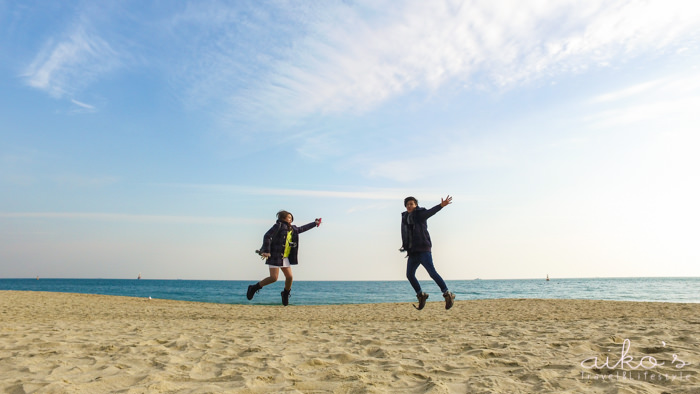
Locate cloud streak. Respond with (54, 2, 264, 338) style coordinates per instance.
(364, 142, 513, 183)
(170, 184, 409, 201)
(586, 72, 700, 128)
(166, 184, 474, 207)
(70, 99, 95, 110)
(0, 212, 265, 226)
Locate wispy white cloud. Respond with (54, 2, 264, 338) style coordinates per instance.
(590, 79, 667, 103)
(22, 24, 121, 98)
(364, 141, 513, 183)
(68, 98, 98, 114)
(588, 97, 700, 129)
(19, 0, 700, 131)
(171, 183, 408, 201)
(166, 183, 466, 208)
(70, 99, 95, 110)
(0, 212, 265, 226)
(213, 0, 700, 126)
(586, 72, 700, 128)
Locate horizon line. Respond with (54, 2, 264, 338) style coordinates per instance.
(4, 276, 698, 281)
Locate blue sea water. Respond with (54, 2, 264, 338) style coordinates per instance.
(1, 277, 698, 305)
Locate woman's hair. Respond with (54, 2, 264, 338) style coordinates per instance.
(404, 196, 418, 207)
(277, 210, 294, 223)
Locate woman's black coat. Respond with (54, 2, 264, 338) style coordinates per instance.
(260, 220, 317, 266)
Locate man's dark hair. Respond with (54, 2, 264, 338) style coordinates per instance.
(404, 196, 418, 207)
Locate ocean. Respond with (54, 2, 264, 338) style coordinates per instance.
(1, 277, 698, 305)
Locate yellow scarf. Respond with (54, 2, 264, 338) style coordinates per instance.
(283, 229, 293, 258)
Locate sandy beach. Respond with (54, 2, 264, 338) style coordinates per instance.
(0, 291, 698, 393)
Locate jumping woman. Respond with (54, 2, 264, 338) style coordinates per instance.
(247, 210, 321, 306)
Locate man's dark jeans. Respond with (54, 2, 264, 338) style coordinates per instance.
(406, 251, 448, 294)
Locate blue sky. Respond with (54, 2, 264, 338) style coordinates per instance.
(2, 0, 699, 281)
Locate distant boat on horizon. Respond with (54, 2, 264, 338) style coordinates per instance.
(137, 273, 141, 280)
(546, 274, 550, 281)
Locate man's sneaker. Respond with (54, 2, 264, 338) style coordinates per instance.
(413, 292, 429, 310)
(247, 283, 261, 300)
(281, 289, 291, 306)
(443, 291, 455, 310)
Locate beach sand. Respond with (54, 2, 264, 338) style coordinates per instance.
(1, 291, 698, 393)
